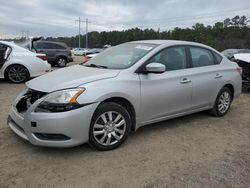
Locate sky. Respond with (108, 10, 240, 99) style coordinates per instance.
(0, 0, 250, 38)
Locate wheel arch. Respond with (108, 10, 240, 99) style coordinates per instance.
(223, 83, 234, 100)
(56, 55, 68, 62)
(97, 97, 137, 131)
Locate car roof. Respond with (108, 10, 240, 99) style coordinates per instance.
(0, 40, 15, 47)
(0, 40, 32, 52)
(36, 40, 67, 46)
(128, 40, 211, 48)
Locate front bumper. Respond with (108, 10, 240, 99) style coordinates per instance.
(8, 91, 97, 147)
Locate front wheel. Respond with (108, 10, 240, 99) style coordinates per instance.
(89, 102, 131, 151)
(210, 87, 232, 117)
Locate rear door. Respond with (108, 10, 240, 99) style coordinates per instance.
(139, 46, 193, 124)
(187, 46, 223, 109)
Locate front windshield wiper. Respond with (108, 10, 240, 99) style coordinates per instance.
(84, 64, 108, 69)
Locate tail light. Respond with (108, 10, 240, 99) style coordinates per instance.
(67, 48, 72, 57)
(36, 55, 48, 61)
(236, 67, 243, 76)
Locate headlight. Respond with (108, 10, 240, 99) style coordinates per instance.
(35, 88, 85, 112)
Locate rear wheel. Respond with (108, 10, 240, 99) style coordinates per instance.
(89, 102, 131, 151)
(5, 65, 30, 83)
(56, 57, 67, 67)
(210, 87, 232, 117)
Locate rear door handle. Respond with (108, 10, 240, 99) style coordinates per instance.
(215, 74, 223, 79)
(180, 78, 191, 84)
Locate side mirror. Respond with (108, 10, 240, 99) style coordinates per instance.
(145, 62, 166, 74)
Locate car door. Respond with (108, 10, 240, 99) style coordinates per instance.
(187, 46, 223, 109)
(139, 46, 193, 124)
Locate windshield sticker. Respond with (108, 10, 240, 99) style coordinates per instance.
(135, 45, 153, 51)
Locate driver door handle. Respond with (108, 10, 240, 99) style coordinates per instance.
(180, 78, 191, 84)
(215, 74, 223, 79)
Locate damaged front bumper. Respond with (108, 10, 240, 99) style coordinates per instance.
(7, 89, 97, 147)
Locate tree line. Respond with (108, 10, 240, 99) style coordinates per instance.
(9, 15, 250, 51)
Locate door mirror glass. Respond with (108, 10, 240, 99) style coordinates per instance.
(146, 62, 166, 73)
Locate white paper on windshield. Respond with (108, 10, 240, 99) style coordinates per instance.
(135, 45, 153, 51)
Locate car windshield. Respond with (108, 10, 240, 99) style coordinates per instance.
(84, 43, 158, 69)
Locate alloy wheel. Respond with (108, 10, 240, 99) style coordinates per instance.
(218, 91, 231, 114)
(93, 111, 126, 146)
(57, 58, 67, 67)
(7, 65, 28, 83)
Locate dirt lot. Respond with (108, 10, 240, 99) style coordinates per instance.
(0, 61, 250, 187)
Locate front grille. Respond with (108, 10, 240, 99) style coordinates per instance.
(16, 89, 47, 113)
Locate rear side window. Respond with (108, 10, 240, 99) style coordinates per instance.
(148, 46, 187, 71)
(0, 44, 7, 59)
(42, 43, 66, 50)
(0, 44, 11, 60)
(213, 52, 223, 64)
(190, 47, 214, 67)
(34, 42, 44, 49)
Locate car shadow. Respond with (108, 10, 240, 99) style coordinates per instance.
(22, 110, 212, 156)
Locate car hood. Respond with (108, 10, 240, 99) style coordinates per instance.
(234, 53, 250, 63)
(26, 65, 120, 92)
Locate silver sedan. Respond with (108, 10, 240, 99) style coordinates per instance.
(8, 40, 242, 150)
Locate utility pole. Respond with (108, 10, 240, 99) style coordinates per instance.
(26, 30, 29, 39)
(75, 17, 89, 49)
(75, 17, 85, 48)
(86, 18, 88, 49)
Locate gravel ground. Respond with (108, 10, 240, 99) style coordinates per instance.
(0, 60, 249, 187)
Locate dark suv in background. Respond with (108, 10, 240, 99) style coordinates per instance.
(26, 41, 73, 67)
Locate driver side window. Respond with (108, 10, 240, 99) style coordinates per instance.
(148, 46, 187, 71)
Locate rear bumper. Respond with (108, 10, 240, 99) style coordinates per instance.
(8, 92, 98, 147)
(30, 62, 51, 77)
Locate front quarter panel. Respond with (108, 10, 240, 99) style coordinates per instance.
(76, 71, 141, 126)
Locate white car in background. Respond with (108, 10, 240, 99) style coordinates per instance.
(0, 41, 51, 83)
(73, 48, 89, 56)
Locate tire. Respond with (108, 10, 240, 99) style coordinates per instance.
(210, 87, 232, 117)
(88, 102, 131, 151)
(56, 57, 67, 67)
(5, 64, 30, 83)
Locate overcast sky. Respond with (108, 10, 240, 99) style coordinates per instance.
(0, 0, 250, 38)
